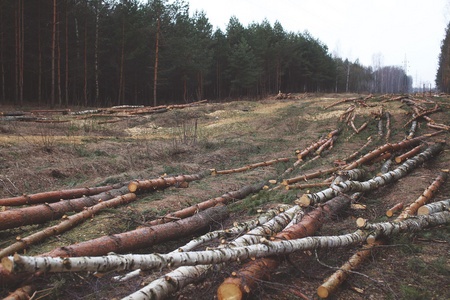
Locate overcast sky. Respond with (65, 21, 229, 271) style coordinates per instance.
(187, 0, 449, 88)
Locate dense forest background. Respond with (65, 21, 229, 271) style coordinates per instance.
(0, 0, 419, 107)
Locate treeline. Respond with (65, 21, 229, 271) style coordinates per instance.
(436, 21, 450, 93)
(0, 0, 411, 107)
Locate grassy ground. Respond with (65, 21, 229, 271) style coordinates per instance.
(0, 93, 449, 300)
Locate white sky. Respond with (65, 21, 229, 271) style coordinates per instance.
(187, 0, 450, 88)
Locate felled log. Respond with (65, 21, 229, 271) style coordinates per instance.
(324, 97, 362, 109)
(45, 204, 229, 257)
(417, 198, 450, 215)
(298, 143, 444, 207)
(403, 106, 441, 128)
(385, 112, 391, 142)
(211, 157, 290, 175)
(0, 193, 137, 259)
(0, 186, 130, 231)
(128, 171, 209, 193)
(386, 202, 404, 217)
(146, 181, 267, 227)
(0, 183, 124, 207)
(343, 137, 373, 161)
(427, 122, 450, 131)
(406, 118, 417, 139)
(394, 144, 424, 163)
(30, 109, 71, 115)
(282, 167, 341, 186)
(396, 170, 448, 221)
(217, 195, 352, 300)
(285, 182, 330, 190)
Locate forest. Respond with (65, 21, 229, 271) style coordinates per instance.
(0, 0, 414, 108)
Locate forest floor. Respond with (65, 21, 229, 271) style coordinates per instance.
(0, 93, 449, 300)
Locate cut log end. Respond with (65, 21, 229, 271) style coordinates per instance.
(297, 194, 311, 207)
(317, 285, 329, 298)
(417, 207, 430, 215)
(386, 210, 393, 217)
(128, 182, 138, 193)
(217, 282, 243, 300)
(394, 157, 402, 163)
(356, 218, 367, 228)
(1, 258, 11, 272)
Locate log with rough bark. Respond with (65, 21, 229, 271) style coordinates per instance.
(128, 171, 209, 193)
(379, 157, 394, 174)
(385, 111, 391, 142)
(396, 170, 448, 221)
(45, 204, 229, 257)
(0, 193, 136, 259)
(407, 119, 417, 139)
(210, 157, 290, 175)
(0, 186, 131, 231)
(298, 143, 444, 207)
(417, 198, 450, 215)
(146, 181, 267, 226)
(0, 183, 125, 207)
(217, 195, 352, 300)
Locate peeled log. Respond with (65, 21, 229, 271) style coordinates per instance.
(394, 144, 424, 163)
(128, 171, 209, 193)
(396, 170, 448, 221)
(211, 158, 290, 175)
(0, 186, 130, 231)
(0, 183, 124, 207)
(45, 204, 229, 257)
(417, 198, 450, 215)
(0, 193, 136, 259)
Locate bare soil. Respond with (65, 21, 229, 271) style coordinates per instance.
(0, 93, 449, 300)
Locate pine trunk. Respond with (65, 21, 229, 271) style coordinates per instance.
(0, 193, 137, 259)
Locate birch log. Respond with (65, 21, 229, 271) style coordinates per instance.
(3, 213, 449, 275)
(417, 199, 450, 215)
(0, 193, 136, 259)
(298, 143, 443, 207)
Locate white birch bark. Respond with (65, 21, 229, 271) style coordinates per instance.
(298, 143, 443, 206)
(4, 212, 448, 275)
(417, 199, 450, 215)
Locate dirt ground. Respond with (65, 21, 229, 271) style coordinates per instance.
(0, 93, 449, 300)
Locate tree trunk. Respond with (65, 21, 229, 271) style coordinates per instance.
(0, 186, 130, 231)
(65, 0, 69, 106)
(84, 0, 88, 106)
(38, 0, 42, 106)
(217, 195, 352, 300)
(45, 204, 229, 257)
(0, 193, 137, 259)
(51, 0, 56, 108)
(394, 144, 424, 163)
(94, 0, 99, 104)
(417, 198, 450, 215)
(211, 158, 290, 175)
(0, 3, 5, 102)
(153, 16, 160, 107)
(0, 183, 125, 206)
(128, 171, 209, 193)
(57, 6, 62, 106)
(298, 143, 443, 207)
(118, 15, 125, 105)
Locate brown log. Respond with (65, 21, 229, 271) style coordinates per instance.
(324, 97, 362, 109)
(0, 193, 136, 259)
(97, 118, 122, 124)
(217, 196, 351, 300)
(394, 144, 425, 163)
(343, 137, 373, 161)
(147, 181, 266, 226)
(316, 136, 338, 155)
(45, 204, 229, 257)
(2, 284, 35, 300)
(128, 171, 209, 193)
(386, 202, 404, 217)
(211, 158, 290, 175)
(396, 170, 448, 221)
(0, 186, 130, 231)
(403, 106, 441, 128)
(427, 122, 450, 131)
(296, 139, 327, 160)
(0, 183, 124, 207)
(282, 167, 340, 186)
(317, 241, 383, 298)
